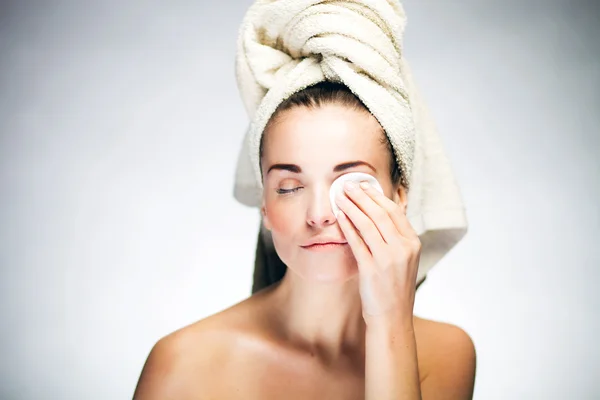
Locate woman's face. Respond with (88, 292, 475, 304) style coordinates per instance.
(261, 104, 403, 283)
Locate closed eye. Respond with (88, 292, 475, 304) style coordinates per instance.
(276, 187, 303, 195)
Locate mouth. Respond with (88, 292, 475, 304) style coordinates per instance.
(301, 242, 348, 251)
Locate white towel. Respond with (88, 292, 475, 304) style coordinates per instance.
(233, 0, 469, 286)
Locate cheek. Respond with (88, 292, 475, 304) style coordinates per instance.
(265, 198, 304, 237)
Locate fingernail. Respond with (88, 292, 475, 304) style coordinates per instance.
(359, 181, 370, 190)
(344, 181, 356, 191)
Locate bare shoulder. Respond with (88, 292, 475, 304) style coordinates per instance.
(132, 317, 227, 399)
(413, 316, 477, 399)
(133, 298, 267, 399)
(413, 316, 477, 365)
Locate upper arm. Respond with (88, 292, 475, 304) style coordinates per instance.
(420, 324, 477, 400)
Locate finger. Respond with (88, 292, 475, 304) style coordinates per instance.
(342, 181, 402, 245)
(359, 181, 419, 240)
(336, 210, 372, 271)
(335, 192, 389, 261)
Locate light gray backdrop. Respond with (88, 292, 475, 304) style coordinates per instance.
(1, 0, 598, 399)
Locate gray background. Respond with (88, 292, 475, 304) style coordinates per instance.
(1, 0, 599, 399)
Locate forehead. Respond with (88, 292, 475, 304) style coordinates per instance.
(263, 104, 387, 166)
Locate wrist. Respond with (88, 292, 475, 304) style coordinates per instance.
(364, 310, 415, 334)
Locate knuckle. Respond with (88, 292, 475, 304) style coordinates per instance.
(412, 237, 422, 249)
(400, 238, 421, 255)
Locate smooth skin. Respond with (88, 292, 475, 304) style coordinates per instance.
(133, 104, 476, 399)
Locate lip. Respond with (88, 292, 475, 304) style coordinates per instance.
(301, 237, 348, 250)
(302, 237, 347, 246)
(302, 242, 348, 251)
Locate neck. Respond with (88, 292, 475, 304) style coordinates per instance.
(268, 269, 367, 364)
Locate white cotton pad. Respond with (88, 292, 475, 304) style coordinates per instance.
(329, 172, 384, 217)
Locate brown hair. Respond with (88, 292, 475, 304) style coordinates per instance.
(259, 81, 402, 187)
(251, 81, 412, 294)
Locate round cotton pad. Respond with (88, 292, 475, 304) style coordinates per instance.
(329, 172, 384, 217)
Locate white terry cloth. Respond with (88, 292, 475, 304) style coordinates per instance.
(233, 0, 469, 285)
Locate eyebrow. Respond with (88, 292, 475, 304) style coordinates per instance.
(266, 160, 377, 175)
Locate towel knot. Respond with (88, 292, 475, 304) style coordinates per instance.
(238, 0, 411, 118)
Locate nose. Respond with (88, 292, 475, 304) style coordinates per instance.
(306, 186, 336, 228)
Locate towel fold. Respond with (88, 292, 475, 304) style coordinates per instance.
(233, 0, 468, 286)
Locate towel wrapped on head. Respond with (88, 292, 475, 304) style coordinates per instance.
(232, 0, 469, 293)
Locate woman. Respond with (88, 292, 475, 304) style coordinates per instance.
(134, 1, 476, 399)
